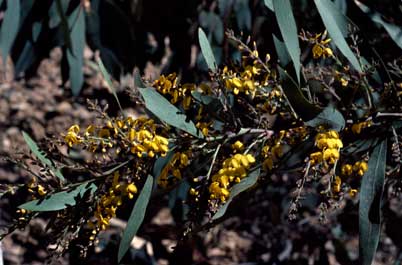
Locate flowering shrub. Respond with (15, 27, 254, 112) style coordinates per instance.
(1, 0, 402, 264)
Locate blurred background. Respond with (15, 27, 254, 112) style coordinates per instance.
(0, 0, 401, 264)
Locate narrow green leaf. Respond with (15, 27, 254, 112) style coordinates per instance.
(213, 169, 260, 220)
(32, 22, 42, 43)
(264, 0, 273, 11)
(139, 88, 203, 138)
(56, 0, 72, 49)
(118, 174, 153, 263)
(198, 27, 217, 72)
(272, 34, 290, 66)
(314, 0, 362, 72)
(359, 139, 387, 265)
(305, 105, 345, 132)
(22, 131, 65, 182)
(134, 70, 146, 88)
(0, 0, 20, 65)
(354, 0, 402, 49)
(15, 42, 35, 76)
(19, 183, 97, 211)
(97, 57, 123, 113)
(67, 5, 85, 96)
(321, 0, 349, 37)
(273, 0, 301, 82)
(49, 0, 69, 29)
(278, 67, 321, 121)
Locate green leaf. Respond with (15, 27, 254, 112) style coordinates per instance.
(19, 183, 97, 211)
(0, 0, 20, 65)
(139, 88, 203, 138)
(273, 0, 301, 82)
(49, 0, 69, 28)
(273, 34, 290, 66)
(278, 67, 321, 121)
(343, 138, 380, 155)
(359, 139, 387, 265)
(97, 57, 123, 113)
(264, 0, 273, 11)
(314, 0, 362, 72)
(56, 0, 72, 50)
(134, 70, 146, 88)
(198, 27, 217, 72)
(320, 0, 349, 37)
(118, 174, 153, 263)
(305, 105, 345, 131)
(67, 5, 85, 96)
(213, 169, 260, 220)
(354, 0, 402, 49)
(22, 131, 65, 182)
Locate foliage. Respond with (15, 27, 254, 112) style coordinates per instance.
(1, 0, 402, 264)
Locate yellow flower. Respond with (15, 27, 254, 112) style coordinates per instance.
(353, 161, 368, 176)
(312, 44, 323, 59)
(232, 141, 244, 152)
(340, 78, 348, 87)
(64, 131, 81, 147)
(323, 148, 339, 164)
(348, 188, 358, 197)
(332, 176, 342, 193)
(323, 47, 333, 58)
(310, 151, 323, 165)
(341, 164, 353, 176)
(37, 185, 47, 196)
(68, 125, 80, 134)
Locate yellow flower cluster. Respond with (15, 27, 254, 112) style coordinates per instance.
(331, 175, 358, 197)
(310, 32, 333, 59)
(209, 153, 256, 202)
(64, 117, 169, 158)
(310, 130, 343, 165)
(196, 121, 213, 137)
(261, 131, 285, 171)
(341, 161, 368, 177)
(153, 73, 207, 110)
(64, 125, 82, 147)
(158, 152, 190, 188)
(231, 140, 244, 153)
(223, 64, 265, 97)
(351, 121, 372, 134)
(89, 171, 138, 238)
(27, 177, 47, 197)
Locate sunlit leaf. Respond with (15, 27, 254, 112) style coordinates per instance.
(118, 174, 153, 262)
(213, 169, 260, 220)
(22, 131, 65, 182)
(139, 88, 203, 138)
(97, 57, 123, 113)
(198, 27, 217, 72)
(314, 0, 362, 72)
(264, 0, 273, 11)
(273, 0, 301, 82)
(273, 34, 290, 66)
(19, 183, 96, 211)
